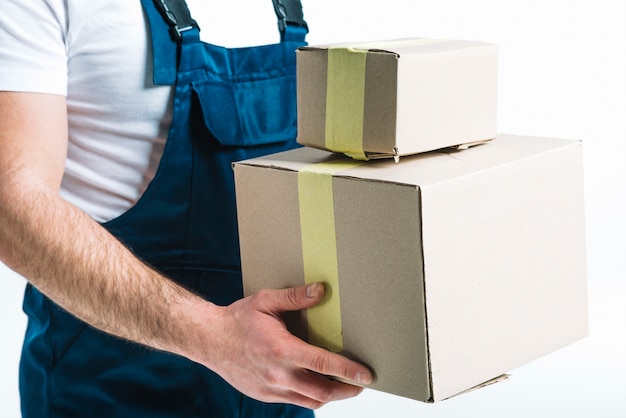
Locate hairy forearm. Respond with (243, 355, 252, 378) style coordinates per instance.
(0, 91, 213, 360)
(0, 178, 209, 356)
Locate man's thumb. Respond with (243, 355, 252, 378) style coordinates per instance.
(267, 282, 325, 312)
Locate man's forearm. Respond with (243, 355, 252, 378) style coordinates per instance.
(0, 178, 205, 356)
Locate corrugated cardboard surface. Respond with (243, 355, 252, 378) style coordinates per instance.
(234, 134, 588, 402)
(419, 139, 587, 400)
(297, 49, 399, 157)
(331, 177, 430, 400)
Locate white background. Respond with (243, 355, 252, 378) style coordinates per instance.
(1, 0, 625, 416)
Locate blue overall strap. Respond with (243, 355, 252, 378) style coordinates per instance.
(272, 0, 308, 42)
(152, 0, 199, 41)
(140, 0, 181, 85)
(143, 0, 308, 85)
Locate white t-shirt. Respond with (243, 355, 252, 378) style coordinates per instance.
(0, 0, 286, 223)
(0, 0, 171, 223)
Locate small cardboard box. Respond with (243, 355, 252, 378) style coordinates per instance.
(233, 134, 588, 402)
(296, 38, 498, 160)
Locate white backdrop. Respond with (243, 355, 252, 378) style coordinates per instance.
(1, 0, 625, 416)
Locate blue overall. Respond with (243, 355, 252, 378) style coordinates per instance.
(19, 0, 312, 416)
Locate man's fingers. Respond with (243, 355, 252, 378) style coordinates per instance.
(293, 340, 374, 386)
(267, 370, 365, 410)
(295, 369, 365, 405)
(254, 284, 374, 385)
(242, 283, 373, 408)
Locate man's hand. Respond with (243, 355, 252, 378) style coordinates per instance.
(186, 283, 373, 410)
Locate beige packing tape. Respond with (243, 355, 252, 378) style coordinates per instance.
(324, 38, 447, 160)
(297, 159, 364, 352)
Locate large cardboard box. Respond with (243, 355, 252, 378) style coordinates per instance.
(296, 38, 498, 160)
(233, 134, 588, 402)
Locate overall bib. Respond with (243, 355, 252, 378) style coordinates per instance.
(19, 0, 312, 416)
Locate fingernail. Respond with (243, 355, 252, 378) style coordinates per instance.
(306, 283, 321, 298)
(355, 371, 371, 385)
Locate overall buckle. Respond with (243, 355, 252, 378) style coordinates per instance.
(153, 0, 199, 41)
(272, 0, 309, 36)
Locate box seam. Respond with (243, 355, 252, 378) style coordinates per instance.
(418, 186, 435, 402)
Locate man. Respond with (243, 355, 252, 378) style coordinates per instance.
(0, 0, 372, 416)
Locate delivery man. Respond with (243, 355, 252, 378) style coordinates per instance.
(0, 0, 373, 416)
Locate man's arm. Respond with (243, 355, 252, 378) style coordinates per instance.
(0, 91, 372, 409)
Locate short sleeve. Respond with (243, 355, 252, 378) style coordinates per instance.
(0, 0, 68, 95)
